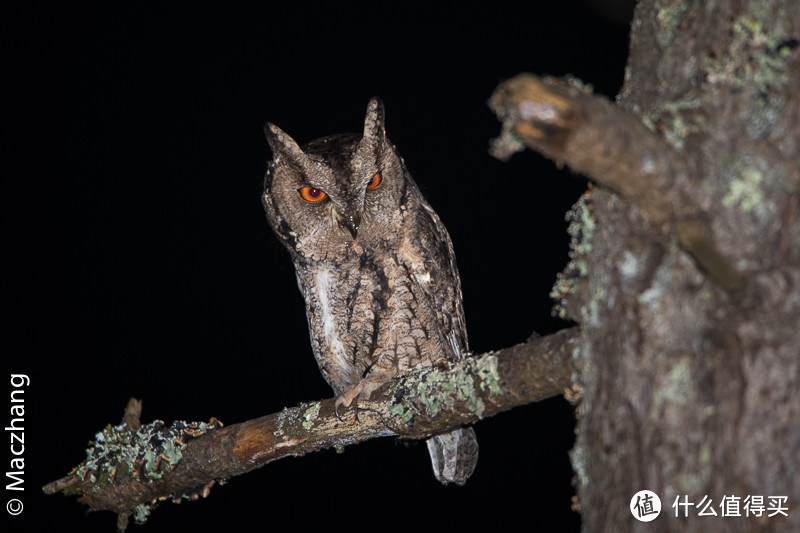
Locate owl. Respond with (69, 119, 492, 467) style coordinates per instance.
(262, 98, 478, 485)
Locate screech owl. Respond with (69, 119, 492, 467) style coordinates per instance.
(262, 98, 478, 485)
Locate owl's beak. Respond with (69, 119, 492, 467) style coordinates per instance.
(338, 211, 361, 239)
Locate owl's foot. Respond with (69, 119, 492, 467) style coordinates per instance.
(334, 384, 363, 422)
(333, 376, 387, 423)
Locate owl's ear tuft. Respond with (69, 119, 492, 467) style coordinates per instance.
(355, 98, 387, 162)
(264, 122, 305, 163)
(363, 97, 386, 142)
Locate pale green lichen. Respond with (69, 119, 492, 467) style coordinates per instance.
(618, 250, 640, 279)
(704, 13, 791, 90)
(723, 166, 764, 212)
(643, 97, 704, 150)
(142, 449, 160, 480)
(664, 103, 703, 150)
(569, 442, 589, 491)
(275, 407, 293, 431)
(476, 353, 503, 396)
(704, 4, 794, 139)
(457, 374, 483, 416)
(133, 503, 152, 524)
(551, 192, 595, 320)
(488, 129, 526, 161)
(569, 193, 596, 257)
(387, 355, 504, 424)
(387, 401, 409, 420)
(161, 439, 183, 468)
(679, 441, 713, 494)
(73, 418, 221, 523)
(652, 358, 694, 415)
(656, 1, 689, 48)
(415, 367, 456, 417)
(301, 403, 321, 430)
(583, 285, 606, 328)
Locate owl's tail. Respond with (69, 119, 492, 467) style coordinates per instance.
(426, 427, 478, 485)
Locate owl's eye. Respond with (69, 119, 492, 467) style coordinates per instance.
(299, 186, 327, 202)
(366, 172, 381, 189)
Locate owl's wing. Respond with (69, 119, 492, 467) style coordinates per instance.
(412, 200, 469, 360)
(413, 202, 479, 485)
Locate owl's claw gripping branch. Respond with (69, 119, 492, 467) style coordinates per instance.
(334, 376, 389, 422)
(334, 388, 361, 422)
(333, 400, 349, 422)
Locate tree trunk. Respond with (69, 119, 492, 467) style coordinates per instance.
(570, 1, 799, 531)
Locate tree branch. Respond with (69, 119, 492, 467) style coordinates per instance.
(488, 73, 689, 224)
(489, 73, 742, 290)
(43, 326, 580, 527)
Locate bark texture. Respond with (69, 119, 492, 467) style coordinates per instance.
(495, 1, 799, 531)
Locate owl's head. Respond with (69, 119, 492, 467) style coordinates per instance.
(263, 98, 417, 261)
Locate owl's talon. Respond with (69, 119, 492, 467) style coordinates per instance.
(334, 385, 363, 423)
(334, 398, 358, 422)
(333, 400, 348, 422)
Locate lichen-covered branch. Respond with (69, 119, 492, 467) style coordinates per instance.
(489, 73, 742, 291)
(488, 73, 692, 224)
(43, 326, 579, 528)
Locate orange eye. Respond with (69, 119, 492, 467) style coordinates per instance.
(299, 186, 327, 202)
(366, 172, 381, 189)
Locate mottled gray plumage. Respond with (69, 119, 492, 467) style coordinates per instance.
(262, 98, 477, 485)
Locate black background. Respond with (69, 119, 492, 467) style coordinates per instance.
(4, 2, 632, 531)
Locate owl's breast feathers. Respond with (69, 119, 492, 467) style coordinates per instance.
(294, 201, 467, 396)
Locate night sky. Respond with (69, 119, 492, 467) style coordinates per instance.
(5, 3, 632, 531)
